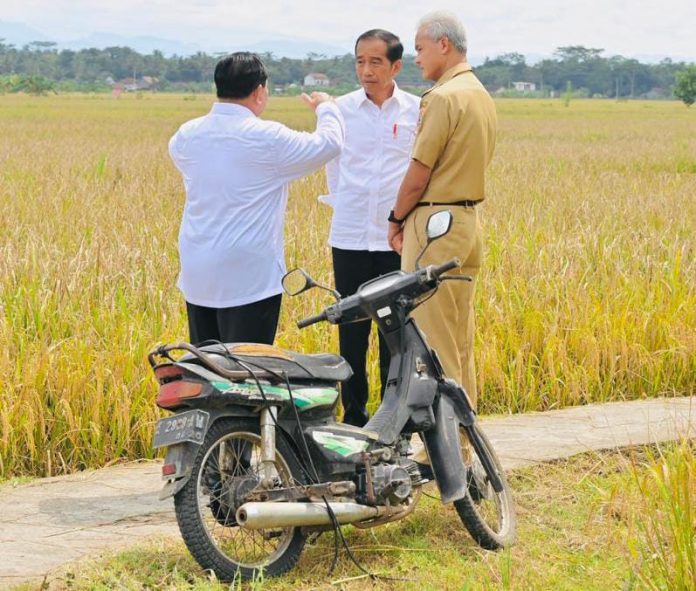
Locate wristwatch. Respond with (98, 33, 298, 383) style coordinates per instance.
(387, 209, 405, 224)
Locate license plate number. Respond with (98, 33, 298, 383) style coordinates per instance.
(153, 410, 210, 448)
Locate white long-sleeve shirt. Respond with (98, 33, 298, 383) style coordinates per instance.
(169, 101, 344, 308)
(321, 84, 420, 251)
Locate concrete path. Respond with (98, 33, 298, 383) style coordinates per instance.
(1, 396, 694, 589)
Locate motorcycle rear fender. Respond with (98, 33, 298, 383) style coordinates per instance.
(159, 442, 199, 500)
(421, 380, 476, 504)
(158, 409, 259, 500)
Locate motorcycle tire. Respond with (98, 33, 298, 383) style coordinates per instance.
(454, 422, 516, 549)
(174, 418, 307, 581)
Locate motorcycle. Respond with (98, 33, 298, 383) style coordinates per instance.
(148, 210, 516, 581)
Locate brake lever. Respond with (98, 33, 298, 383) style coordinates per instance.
(441, 275, 473, 282)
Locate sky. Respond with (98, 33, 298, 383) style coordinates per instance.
(3, 0, 696, 60)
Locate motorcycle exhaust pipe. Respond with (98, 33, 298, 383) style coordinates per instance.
(236, 501, 383, 529)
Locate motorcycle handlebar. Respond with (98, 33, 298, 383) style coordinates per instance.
(429, 258, 461, 278)
(296, 258, 461, 329)
(297, 310, 328, 329)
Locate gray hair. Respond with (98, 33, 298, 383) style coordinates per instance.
(417, 11, 467, 54)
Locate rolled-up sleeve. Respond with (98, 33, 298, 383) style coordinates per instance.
(273, 102, 345, 181)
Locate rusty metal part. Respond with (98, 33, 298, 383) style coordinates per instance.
(353, 488, 421, 529)
(361, 452, 377, 506)
(148, 343, 280, 382)
(368, 447, 393, 462)
(247, 481, 356, 503)
(310, 481, 356, 499)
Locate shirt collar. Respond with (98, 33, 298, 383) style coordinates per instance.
(210, 102, 256, 117)
(435, 62, 472, 87)
(357, 81, 405, 109)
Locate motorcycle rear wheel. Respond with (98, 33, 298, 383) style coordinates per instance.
(454, 423, 516, 549)
(174, 418, 306, 581)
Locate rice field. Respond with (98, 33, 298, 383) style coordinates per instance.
(0, 93, 694, 478)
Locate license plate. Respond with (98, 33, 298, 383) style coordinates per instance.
(153, 409, 210, 448)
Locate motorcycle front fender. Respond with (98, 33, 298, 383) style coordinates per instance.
(421, 395, 470, 504)
(158, 442, 200, 500)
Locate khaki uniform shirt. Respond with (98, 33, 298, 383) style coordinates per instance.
(412, 63, 497, 202)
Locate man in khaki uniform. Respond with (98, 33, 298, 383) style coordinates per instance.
(388, 11, 496, 408)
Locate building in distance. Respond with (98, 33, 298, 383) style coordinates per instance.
(512, 81, 536, 93)
(303, 72, 330, 87)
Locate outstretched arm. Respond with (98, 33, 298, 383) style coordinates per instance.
(273, 93, 345, 181)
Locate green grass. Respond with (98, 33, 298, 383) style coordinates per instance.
(27, 446, 695, 591)
(624, 442, 696, 590)
(0, 475, 35, 489)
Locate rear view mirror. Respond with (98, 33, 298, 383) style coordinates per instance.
(415, 210, 453, 269)
(426, 210, 453, 243)
(282, 269, 316, 296)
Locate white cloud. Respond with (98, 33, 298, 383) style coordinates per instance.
(5, 0, 696, 58)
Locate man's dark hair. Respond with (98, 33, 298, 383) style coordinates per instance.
(214, 52, 268, 99)
(354, 29, 403, 63)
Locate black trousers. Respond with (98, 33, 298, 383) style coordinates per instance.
(186, 293, 282, 345)
(332, 247, 401, 427)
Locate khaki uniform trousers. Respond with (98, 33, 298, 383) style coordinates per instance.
(401, 205, 482, 409)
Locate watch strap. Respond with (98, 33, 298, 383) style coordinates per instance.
(388, 209, 405, 224)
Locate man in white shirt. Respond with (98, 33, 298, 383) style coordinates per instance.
(321, 30, 420, 426)
(170, 53, 344, 345)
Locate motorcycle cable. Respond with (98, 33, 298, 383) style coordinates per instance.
(213, 346, 412, 582)
(185, 339, 321, 484)
(185, 341, 413, 582)
(216, 347, 322, 485)
(219, 353, 363, 576)
(156, 341, 351, 570)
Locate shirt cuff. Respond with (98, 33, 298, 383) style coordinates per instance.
(318, 193, 336, 208)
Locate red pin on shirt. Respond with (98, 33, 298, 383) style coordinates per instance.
(393, 123, 398, 139)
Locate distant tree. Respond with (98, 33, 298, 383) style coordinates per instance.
(28, 41, 57, 52)
(554, 46, 604, 63)
(13, 74, 57, 95)
(674, 65, 696, 106)
(504, 53, 526, 68)
(0, 42, 684, 99)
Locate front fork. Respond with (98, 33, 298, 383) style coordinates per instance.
(260, 405, 278, 487)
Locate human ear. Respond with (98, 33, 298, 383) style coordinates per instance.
(255, 84, 266, 104)
(439, 37, 449, 54)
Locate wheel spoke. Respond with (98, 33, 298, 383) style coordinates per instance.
(194, 431, 296, 568)
(455, 424, 516, 548)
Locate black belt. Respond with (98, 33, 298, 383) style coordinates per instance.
(415, 200, 481, 208)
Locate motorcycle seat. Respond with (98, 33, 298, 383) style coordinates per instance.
(179, 343, 353, 383)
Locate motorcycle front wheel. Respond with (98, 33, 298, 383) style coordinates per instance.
(174, 418, 306, 581)
(454, 423, 516, 549)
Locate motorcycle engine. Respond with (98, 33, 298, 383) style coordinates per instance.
(369, 464, 413, 504)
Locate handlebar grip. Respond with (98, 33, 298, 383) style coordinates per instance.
(297, 310, 328, 329)
(431, 258, 461, 277)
